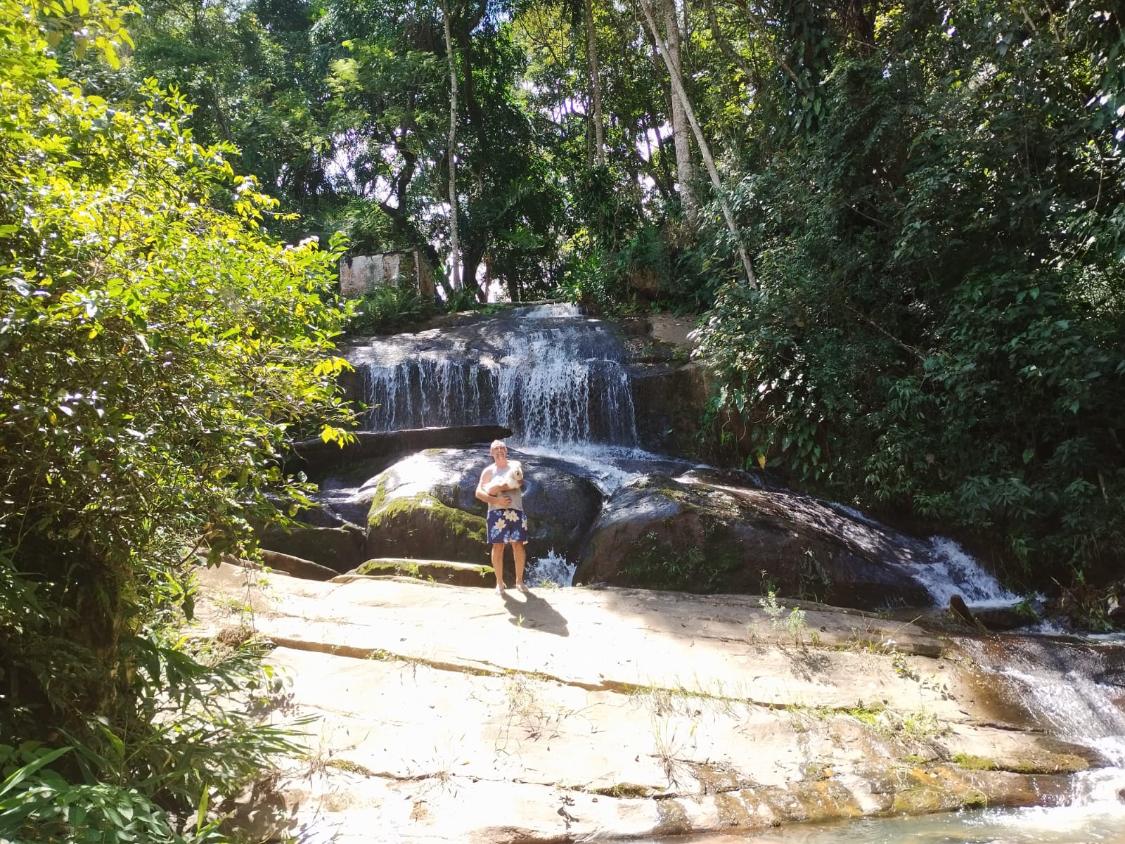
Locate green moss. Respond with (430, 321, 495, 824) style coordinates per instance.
(367, 476, 388, 514)
(951, 752, 1088, 775)
(951, 753, 999, 771)
(353, 558, 492, 585)
(355, 560, 421, 577)
(368, 491, 485, 544)
(843, 702, 886, 726)
(1012, 754, 1088, 774)
(591, 783, 654, 799)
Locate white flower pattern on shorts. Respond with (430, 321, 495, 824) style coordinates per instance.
(487, 508, 528, 544)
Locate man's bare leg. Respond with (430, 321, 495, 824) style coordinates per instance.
(513, 541, 527, 590)
(491, 543, 505, 592)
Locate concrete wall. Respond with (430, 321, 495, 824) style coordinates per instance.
(339, 250, 435, 299)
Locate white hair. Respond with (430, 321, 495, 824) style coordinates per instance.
(489, 439, 507, 452)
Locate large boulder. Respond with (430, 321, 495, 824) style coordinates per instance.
(574, 472, 933, 609)
(364, 448, 602, 564)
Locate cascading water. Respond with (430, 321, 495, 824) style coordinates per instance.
(830, 504, 1023, 609)
(351, 304, 1033, 603)
(333, 303, 1125, 841)
(656, 639, 1125, 844)
(357, 303, 638, 446)
(911, 536, 1023, 608)
(349, 303, 658, 584)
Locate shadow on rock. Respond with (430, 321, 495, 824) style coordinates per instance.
(503, 590, 569, 637)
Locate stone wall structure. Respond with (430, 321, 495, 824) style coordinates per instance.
(339, 250, 435, 299)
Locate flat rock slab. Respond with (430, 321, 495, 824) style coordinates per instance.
(194, 565, 1095, 842)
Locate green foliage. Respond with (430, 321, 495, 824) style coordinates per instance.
(0, 636, 298, 844)
(700, 0, 1125, 587)
(560, 223, 712, 315)
(347, 283, 437, 335)
(0, 0, 351, 836)
(119, 0, 340, 245)
(759, 589, 808, 646)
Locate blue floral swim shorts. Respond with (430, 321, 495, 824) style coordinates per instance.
(487, 508, 528, 544)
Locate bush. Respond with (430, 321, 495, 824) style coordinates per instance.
(347, 283, 437, 335)
(0, 2, 352, 837)
(699, 0, 1125, 588)
(560, 222, 712, 316)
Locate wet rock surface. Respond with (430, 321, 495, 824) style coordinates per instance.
(575, 473, 933, 609)
(194, 565, 1120, 843)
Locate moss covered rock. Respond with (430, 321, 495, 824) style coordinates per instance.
(343, 558, 492, 587)
(364, 448, 602, 564)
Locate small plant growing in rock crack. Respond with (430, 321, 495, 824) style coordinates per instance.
(759, 589, 808, 647)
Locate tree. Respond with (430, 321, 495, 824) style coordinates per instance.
(657, 0, 698, 221)
(443, 0, 463, 290)
(583, 0, 605, 164)
(0, 2, 353, 837)
(699, 0, 1125, 588)
(638, 0, 757, 287)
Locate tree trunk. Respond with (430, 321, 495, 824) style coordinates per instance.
(661, 0, 698, 223)
(639, 0, 758, 288)
(462, 236, 488, 303)
(584, 0, 605, 165)
(443, 1, 463, 292)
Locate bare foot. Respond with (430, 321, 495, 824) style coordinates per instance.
(495, 583, 506, 595)
(515, 582, 529, 594)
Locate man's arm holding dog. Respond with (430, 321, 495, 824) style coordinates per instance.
(475, 466, 511, 507)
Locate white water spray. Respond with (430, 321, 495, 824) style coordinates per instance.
(910, 536, 1022, 607)
(358, 307, 638, 446)
(526, 548, 577, 588)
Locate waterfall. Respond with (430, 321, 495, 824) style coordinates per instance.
(525, 548, 577, 588)
(829, 504, 1022, 609)
(911, 536, 1022, 608)
(356, 304, 638, 447)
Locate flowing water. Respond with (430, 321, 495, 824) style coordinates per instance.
(357, 303, 639, 445)
(348, 302, 694, 583)
(646, 636, 1125, 843)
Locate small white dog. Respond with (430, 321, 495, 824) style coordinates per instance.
(485, 460, 523, 497)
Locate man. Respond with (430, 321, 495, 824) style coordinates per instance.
(475, 439, 528, 594)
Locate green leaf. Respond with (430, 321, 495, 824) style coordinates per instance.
(0, 746, 71, 799)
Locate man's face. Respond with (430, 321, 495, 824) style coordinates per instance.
(492, 447, 508, 465)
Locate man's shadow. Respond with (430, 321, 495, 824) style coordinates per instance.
(502, 589, 569, 637)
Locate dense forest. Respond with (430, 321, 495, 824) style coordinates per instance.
(109, 0, 1123, 588)
(1, 0, 1122, 840)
